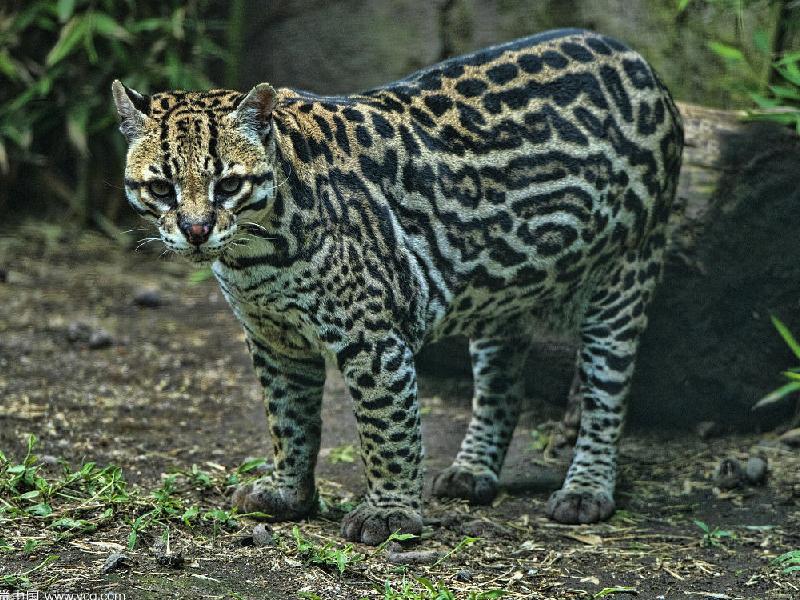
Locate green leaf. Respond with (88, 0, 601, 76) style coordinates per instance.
(90, 12, 132, 42)
(18, 490, 40, 500)
(46, 16, 90, 66)
(676, 0, 692, 12)
(181, 505, 199, 525)
(57, 0, 76, 23)
(188, 267, 213, 284)
(753, 29, 770, 54)
(26, 503, 52, 517)
(754, 380, 800, 409)
(708, 41, 745, 62)
(772, 316, 800, 360)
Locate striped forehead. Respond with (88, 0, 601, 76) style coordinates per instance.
(147, 90, 244, 176)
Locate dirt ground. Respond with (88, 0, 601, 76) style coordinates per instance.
(1, 226, 799, 599)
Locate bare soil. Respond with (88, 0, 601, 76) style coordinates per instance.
(1, 226, 798, 599)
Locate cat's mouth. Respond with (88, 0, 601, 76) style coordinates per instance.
(182, 246, 222, 263)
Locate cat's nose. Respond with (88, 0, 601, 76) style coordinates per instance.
(179, 216, 214, 246)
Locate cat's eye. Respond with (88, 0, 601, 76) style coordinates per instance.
(217, 176, 243, 195)
(147, 180, 173, 198)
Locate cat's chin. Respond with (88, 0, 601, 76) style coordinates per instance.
(181, 248, 221, 263)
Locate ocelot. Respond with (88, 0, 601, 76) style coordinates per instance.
(113, 28, 683, 545)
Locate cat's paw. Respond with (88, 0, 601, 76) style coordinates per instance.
(340, 502, 423, 546)
(432, 465, 498, 505)
(546, 488, 615, 524)
(231, 476, 317, 521)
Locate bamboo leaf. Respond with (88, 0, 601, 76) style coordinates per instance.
(772, 316, 800, 360)
(753, 381, 800, 410)
(708, 41, 745, 62)
(56, 0, 76, 23)
(45, 16, 88, 66)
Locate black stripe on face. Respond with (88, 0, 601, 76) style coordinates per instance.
(124, 178, 144, 190)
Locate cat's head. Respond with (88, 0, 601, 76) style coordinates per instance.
(112, 80, 277, 261)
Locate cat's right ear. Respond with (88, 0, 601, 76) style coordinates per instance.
(112, 80, 151, 143)
(233, 83, 277, 140)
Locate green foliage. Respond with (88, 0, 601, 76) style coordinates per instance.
(0, 0, 231, 224)
(693, 519, 736, 546)
(1, 554, 59, 590)
(773, 549, 800, 574)
(0, 434, 259, 555)
(381, 577, 506, 600)
(433, 536, 478, 567)
(292, 525, 364, 575)
(754, 316, 800, 409)
(328, 443, 357, 464)
(680, 0, 800, 132)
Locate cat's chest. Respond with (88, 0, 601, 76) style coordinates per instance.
(211, 261, 321, 349)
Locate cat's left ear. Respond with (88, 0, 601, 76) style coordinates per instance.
(233, 83, 277, 139)
(111, 80, 151, 143)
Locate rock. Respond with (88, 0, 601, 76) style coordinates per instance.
(102, 552, 130, 574)
(778, 428, 800, 447)
(714, 457, 745, 490)
(156, 552, 184, 569)
(133, 288, 163, 308)
(252, 523, 275, 547)
(88, 329, 114, 350)
(695, 421, 719, 440)
(455, 569, 473, 582)
(67, 321, 92, 344)
(745, 456, 768, 485)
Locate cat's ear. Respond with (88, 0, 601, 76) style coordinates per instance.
(111, 80, 151, 143)
(234, 83, 277, 139)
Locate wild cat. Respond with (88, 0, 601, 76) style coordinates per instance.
(113, 28, 682, 544)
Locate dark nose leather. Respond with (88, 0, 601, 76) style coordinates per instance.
(178, 215, 214, 246)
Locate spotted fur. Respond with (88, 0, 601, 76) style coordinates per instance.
(113, 28, 683, 544)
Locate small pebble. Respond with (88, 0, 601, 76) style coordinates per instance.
(455, 569, 473, 582)
(156, 552, 184, 569)
(88, 329, 114, 350)
(133, 288, 163, 308)
(745, 456, 768, 485)
(67, 321, 92, 344)
(102, 552, 129, 574)
(714, 457, 745, 490)
(252, 523, 275, 547)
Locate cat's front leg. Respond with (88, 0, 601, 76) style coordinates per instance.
(335, 332, 424, 545)
(231, 338, 326, 521)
